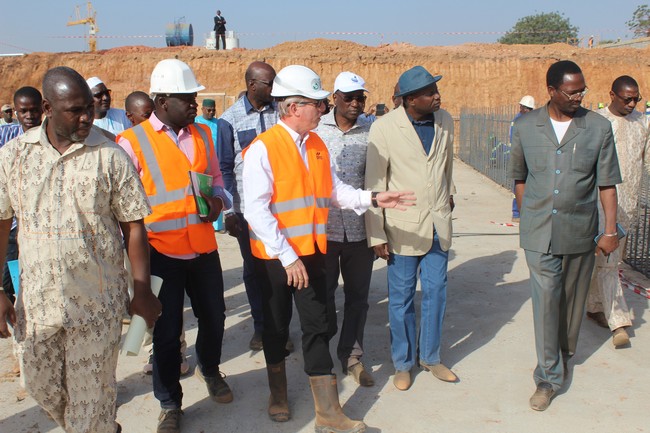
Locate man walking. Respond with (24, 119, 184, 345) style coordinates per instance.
(509, 60, 621, 411)
(0, 66, 161, 433)
(586, 75, 649, 347)
(365, 66, 457, 391)
(218, 61, 282, 351)
(119, 59, 233, 433)
(243, 64, 413, 431)
(315, 71, 375, 387)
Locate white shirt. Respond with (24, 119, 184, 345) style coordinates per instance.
(550, 118, 572, 143)
(243, 120, 372, 266)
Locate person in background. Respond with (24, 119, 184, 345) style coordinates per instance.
(0, 65, 161, 433)
(365, 66, 457, 392)
(218, 61, 289, 352)
(213, 10, 227, 50)
(510, 95, 535, 222)
(509, 60, 621, 411)
(315, 71, 375, 387)
(119, 59, 233, 433)
(86, 76, 131, 135)
(195, 99, 218, 151)
(392, 83, 403, 109)
(125, 91, 155, 127)
(0, 86, 43, 303)
(586, 75, 649, 347)
(0, 104, 18, 126)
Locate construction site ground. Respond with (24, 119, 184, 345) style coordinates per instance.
(0, 159, 648, 433)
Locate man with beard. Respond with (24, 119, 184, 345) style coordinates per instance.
(217, 61, 287, 351)
(0, 66, 161, 433)
(119, 59, 232, 433)
(365, 66, 457, 392)
(585, 75, 650, 347)
(87, 76, 130, 135)
(509, 60, 621, 411)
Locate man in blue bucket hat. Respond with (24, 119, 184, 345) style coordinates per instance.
(365, 65, 457, 391)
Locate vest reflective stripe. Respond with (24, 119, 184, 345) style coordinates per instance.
(146, 213, 204, 232)
(193, 125, 212, 174)
(249, 223, 327, 241)
(270, 196, 331, 214)
(132, 124, 187, 206)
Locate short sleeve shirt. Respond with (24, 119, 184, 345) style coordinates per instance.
(0, 121, 152, 328)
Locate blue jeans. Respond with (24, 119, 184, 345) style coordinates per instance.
(387, 235, 448, 371)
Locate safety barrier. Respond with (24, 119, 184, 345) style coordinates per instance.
(458, 106, 650, 278)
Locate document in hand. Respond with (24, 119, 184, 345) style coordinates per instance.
(189, 171, 213, 217)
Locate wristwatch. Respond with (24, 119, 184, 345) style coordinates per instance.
(371, 192, 379, 208)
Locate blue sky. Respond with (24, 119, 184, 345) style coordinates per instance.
(0, 0, 642, 54)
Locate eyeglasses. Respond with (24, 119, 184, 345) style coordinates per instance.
(338, 93, 367, 104)
(92, 89, 112, 99)
(558, 87, 588, 101)
(296, 100, 326, 110)
(614, 93, 643, 105)
(252, 79, 272, 87)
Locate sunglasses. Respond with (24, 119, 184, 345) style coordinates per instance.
(92, 89, 112, 99)
(615, 93, 642, 104)
(338, 93, 366, 104)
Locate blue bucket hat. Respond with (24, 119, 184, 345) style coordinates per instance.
(396, 66, 442, 97)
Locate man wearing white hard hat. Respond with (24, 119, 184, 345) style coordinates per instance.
(314, 71, 375, 388)
(510, 95, 535, 222)
(119, 59, 233, 433)
(242, 64, 414, 432)
(86, 76, 131, 135)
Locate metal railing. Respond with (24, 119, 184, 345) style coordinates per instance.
(458, 106, 650, 278)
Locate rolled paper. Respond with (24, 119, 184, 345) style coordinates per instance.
(121, 276, 163, 356)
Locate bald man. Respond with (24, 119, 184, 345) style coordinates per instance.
(217, 61, 284, 351)
(125, 91, 154, 126)
(0, 66, 161, 433)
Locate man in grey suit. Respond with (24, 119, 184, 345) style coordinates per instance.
(509, 60, 621, 411)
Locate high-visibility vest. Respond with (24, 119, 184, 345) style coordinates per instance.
(119, 120, 217, 255)
(243, 124, 332, 260)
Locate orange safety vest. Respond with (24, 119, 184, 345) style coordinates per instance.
(119, 120, 217, 255)
(243, 124, 332, 260)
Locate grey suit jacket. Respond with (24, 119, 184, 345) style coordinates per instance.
(509, 105, 621, 255)
(365, 106, 455, 254)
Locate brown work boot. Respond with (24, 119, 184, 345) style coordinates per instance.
(347, 362, 375, 387)
(266, 361, 290, 422)
(529, 383, 555, 411)
(309, 375, 366, 433)
(157, 408, 183, 433)
(196, 368, 233, 403)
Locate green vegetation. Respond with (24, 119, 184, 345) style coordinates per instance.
(499, 12, 579, 45)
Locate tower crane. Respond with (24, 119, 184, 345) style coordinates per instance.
(67, 2, 99, 52)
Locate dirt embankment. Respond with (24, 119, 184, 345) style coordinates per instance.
(1, 39, 649, 116)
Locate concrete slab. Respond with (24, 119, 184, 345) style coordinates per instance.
(0, 159, 648, 432)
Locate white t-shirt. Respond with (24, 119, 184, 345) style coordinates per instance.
(550, 118, 572, 143)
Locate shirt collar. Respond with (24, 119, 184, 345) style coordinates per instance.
(244, 95, 275, 114)
(321, 109, 365, 131)
(406, 112, 435, 126)
(149, 111, 192, 135)
(278, 119, 308, 146)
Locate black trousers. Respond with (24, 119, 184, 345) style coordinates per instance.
(150, 246, 226, 409)
(216, 32, 226, 50)
(325, 240, 374, 371)
(256, 249, 333, 375)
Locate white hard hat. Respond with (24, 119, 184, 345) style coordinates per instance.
(519, 95, 535, 109)
(271, 65, 330, 99)
(149, 59, 205, 94)
(334, 71, 369, 93)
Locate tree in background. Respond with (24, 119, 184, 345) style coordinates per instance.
(499, 12, 579, 44)
(627, 5, 650, 37)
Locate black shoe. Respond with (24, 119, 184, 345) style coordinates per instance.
(157, 408, 183, 433)
(197, 369, 233, 403)
(249, 331, 263, 351)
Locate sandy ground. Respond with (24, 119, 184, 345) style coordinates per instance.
(0, 159, 648, 433)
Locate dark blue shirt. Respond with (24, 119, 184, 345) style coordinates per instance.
(407, 112, 435, 154)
